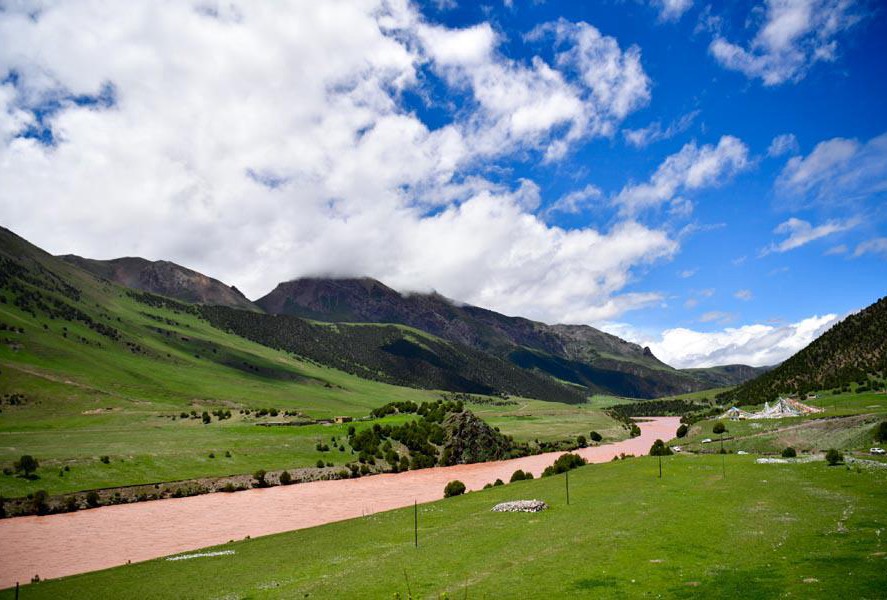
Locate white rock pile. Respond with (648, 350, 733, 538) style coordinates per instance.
(491, 500, 548, 513)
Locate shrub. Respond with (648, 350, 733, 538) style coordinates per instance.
(100, 455, 110, 464)
(279, 470, 292, 485)
(676, 424, 688, 438)
(542, 453, 587, 477)
(64, 496, 78, 512)
(524, 472, 534, 480)
(32, 489, 49, 515)
(208, 452, 215, 459)
(577, 435, 587, 448)
(443, 480, 466, 498)
(253, 469, 267, 487)
(86, 491, 100, 507)
(649, 439, 673, 456)
(509, 469, 526, 482)
(221, 483, 237, 493)
(825, 448, 843, 466)
(316, 459, 325, 469)
(224, 450, 232, 457)
(589, 431, 602, 443)
(629, 424, 641, 438)
(202, 411, 211, 424)
(493, 478, 504, 486)
(712, 422, 726, 435)
(14, 454, 38, 477)
(876, 420, 887, 442)
(781, 447, 797, 458)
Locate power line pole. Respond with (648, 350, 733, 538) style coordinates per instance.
(414, 500, 418, 548)
(658, 454, 662, 479)
(565, 470, 570, 505)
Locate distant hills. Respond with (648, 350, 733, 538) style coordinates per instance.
(0, 225, 771, 401)
(723, 296, 887, 404)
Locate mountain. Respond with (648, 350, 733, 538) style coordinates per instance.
(681, 364, 775, 390)
(723, 296, 887, 404)
(256, 277, 757, 398)
(58, 254, 259, 312)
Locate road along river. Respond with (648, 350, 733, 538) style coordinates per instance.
(0, 416, 679, 588)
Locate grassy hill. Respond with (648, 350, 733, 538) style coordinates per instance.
(5, 454, 884, 598)
(722, 296, 887, 405)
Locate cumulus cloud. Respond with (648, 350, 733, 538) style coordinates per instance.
(623, 110, 699, 148)
(644, 313, 842, 367)
(760, 217, 858, 255)
(545, 183, 603, 216)
(652, 0, 694, 22)
(0, 0, 669, 325)
(709, 0, 860, 85)
(613, 135, 750, 215)
(767, 133, 799, 157)
(775, 131, 887, 207)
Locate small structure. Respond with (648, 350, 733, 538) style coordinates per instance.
(333, 416, 352, 424)
(720, 397, 823, 421)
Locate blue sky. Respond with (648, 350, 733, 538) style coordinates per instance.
(0, 0, 884, 367)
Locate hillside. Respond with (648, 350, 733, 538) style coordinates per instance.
(256, 277, 752, 398)
(59, 254, 259, 311)
(724, 296, 887, 404)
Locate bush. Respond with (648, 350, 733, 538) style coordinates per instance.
(202, 411, 211, 424)
(589, 431, 602, 443)
(509, 469, 526, 482)
(781, 447, 797, 458)
(577, 435, 587, 448)
(224, 450, 231, 458)
(31, 490, 49, 515)
(493, 478, 504, 486)
(279, 470, 292, 485)
(14, 454, 38, 477)
(825, 448, 843, 466)
(676, 424, 688, 438)
(712, 422, 726, 435)
(100, 455, 110, 464)
(86, 491, 100, 507)
(443, 480, 466, 498)
(208, 452, 215, 459)
(316, 459, 325, 469)
(253, 469, 267, 487)
(542, 453, 587, 477)
(876, 420, 887, 442)
(649, 439, 673, 456)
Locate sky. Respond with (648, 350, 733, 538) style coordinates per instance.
(0, 0, 885, 369)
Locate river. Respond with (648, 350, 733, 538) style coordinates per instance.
(0, 416, 679, 588)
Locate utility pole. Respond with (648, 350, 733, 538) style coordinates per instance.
(565, 470, 570, 505)
(414, 500, 418, 548)
(658, 454, 662, 479)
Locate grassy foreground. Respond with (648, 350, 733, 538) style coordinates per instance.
(6, 454, 885, 599)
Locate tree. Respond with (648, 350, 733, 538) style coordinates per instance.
(86, 491, 100, 507)
(510, 469, 526, 482)
(825, 448, 843, 466)
(14, 455, 38, 478)
(577, 435, 587, 448)
(649, 439, 673, 456)
(676, 424, 688, 438)
(712, 422, 726, 435)
(279, 470, 292, 485)
(589, 431, 603, 443)
(876, 420, 887, 442)
(781, 447, 797, 458)
(444, 480, 466, 498)
(202, 411, 211, 424)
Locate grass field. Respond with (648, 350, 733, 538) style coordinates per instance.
(470, 398, 627, 443)
(679, 391, 887, 455)
(4, 453, 885, 599)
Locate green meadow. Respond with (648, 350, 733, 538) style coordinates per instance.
(5, 454, 885, 599)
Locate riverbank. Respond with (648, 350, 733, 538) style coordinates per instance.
(0, 417, 679, 588)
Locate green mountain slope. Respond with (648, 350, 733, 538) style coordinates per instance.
(723, 296, 887, 404)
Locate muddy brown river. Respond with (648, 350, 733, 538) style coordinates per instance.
(0, 417, 679, 588)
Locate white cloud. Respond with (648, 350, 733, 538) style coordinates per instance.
(767, 132, 799, 157)
(652, 0, 693, 22)
(775, 131, 887, 206)
(854, 237, 887, 259)
(824, 244, 847, 255)
(644, 313, 842, 367)
(709, 0, 860, 85)
(678, 268, 696, 278)
(700, 310, 734, 324)
(623, 109, 699, 148)
(760, 217, 858, 255)
(0, 0, 671, 326)
(613, 135, 751, 215)
(545, 183, 603, 215)
(734, 289, 753, 301)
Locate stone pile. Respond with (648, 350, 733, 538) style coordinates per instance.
(491, 500, 548, 513)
